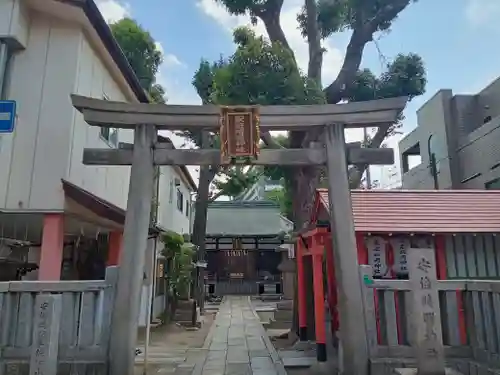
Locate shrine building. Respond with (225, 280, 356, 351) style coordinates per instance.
(204, 200, 293, 296)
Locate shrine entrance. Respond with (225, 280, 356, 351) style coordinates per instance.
(71, 94, 407, 375)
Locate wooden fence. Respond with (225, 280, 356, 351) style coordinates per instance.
(360, 254, 500, 375)
(0, 267, 117, 375)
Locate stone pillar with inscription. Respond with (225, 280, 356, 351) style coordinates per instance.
(29, 294, 62, 375)
(407, 247, 446, 375)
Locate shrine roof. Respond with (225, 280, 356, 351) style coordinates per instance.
(206, 201, 292, 236)
(316, 189, 500, 234)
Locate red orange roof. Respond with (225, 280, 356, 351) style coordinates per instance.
(316, 189, 500, 233)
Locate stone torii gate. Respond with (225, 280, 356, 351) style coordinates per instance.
(71, 95, 407, 375)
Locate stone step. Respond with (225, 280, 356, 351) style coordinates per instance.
(274, 309, 293, 321)
(276, 300, 293, 310)
(266, 320, 292, 329)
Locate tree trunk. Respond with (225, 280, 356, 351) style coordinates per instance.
(191, 132, 217, 312)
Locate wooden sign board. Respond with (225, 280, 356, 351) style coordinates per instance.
(220, 106, 260, 163)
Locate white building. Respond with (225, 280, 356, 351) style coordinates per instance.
(0, 0, 196, 323)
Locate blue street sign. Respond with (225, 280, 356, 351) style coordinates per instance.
(0, 100, 16, 133)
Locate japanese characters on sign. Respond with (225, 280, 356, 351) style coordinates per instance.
(220, 106, 260, 163)
(408, 247, 445, 375)
(30, 296, 61, 375)
(390, 237, 409, 276)
(365, 236, 389, 278)
(32, 301, 50, 375)
(225, 250, 248, 257)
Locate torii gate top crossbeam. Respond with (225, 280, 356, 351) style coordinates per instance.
(71, 95, 407, 131)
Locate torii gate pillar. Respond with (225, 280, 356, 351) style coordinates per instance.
(109, 125, 156, 375)
(325, 124, 369, 375)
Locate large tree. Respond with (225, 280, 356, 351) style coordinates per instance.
(209, 0, 426, 230)
(110, 17, 166, 103)
(196, 0, 426, 335)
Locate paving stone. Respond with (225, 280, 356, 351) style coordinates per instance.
(209, 343, 228, 351)
(177, 364, 196, 370)
(203, 360, 226, 369)
(208, 350, 227, 359)
(198, 296, 283, 375)
(249, 350, 270, 358)
(202, 369, 225, 375)
(175, 369, 195, 375)
(225, 363, 252, 375)
(250, 357, 274, 370)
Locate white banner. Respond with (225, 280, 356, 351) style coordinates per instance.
(390, 237, 410, 276)
(365, 236, 389, 278)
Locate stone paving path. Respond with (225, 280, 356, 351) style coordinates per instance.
(194, 296, 287, 375)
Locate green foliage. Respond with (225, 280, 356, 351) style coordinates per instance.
(149, 83, 166, 104)
(195, 0, 427, 209)
(110, 18, 166, 103)
(208, 27, 325, 106)
(297, 0, 419, 39)
(345, 54, 426, 103)
(161, 231, 195, 300)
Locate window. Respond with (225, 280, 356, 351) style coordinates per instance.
(185, 200, 189, 217)
(100, 94, 119, 147)
(176, 189, 184, 212)
(402, 142, 421, 173)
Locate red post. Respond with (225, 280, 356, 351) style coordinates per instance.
(38, 213, 64, 280)
(297, 239, 308, 341)
(107, 231, 124, 266)
(435, 235, 447, 280)
(356, 232, 368, 265)
(312, 252, 327, 362)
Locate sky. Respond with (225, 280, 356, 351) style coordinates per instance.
(95, 0, 500, 188)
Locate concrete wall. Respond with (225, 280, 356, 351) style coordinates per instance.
(400, 90, 455, 189)
(400, 77, 500, 190)
(457, 116, 500, 188)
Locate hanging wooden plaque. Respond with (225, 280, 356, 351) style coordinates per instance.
(220, 106, 260, 164)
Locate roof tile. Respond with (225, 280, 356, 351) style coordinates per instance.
(317, 189, 500, 233)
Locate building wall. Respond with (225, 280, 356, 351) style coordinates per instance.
(400, 78, 500, 190)
(157, 166, 193, 235)
(0, 11, 134, 211)
(65, 28, 133, 210)
(400, 90, 455, 189)
(0, 6, 195, 235)
(458, 117, 500, 188)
